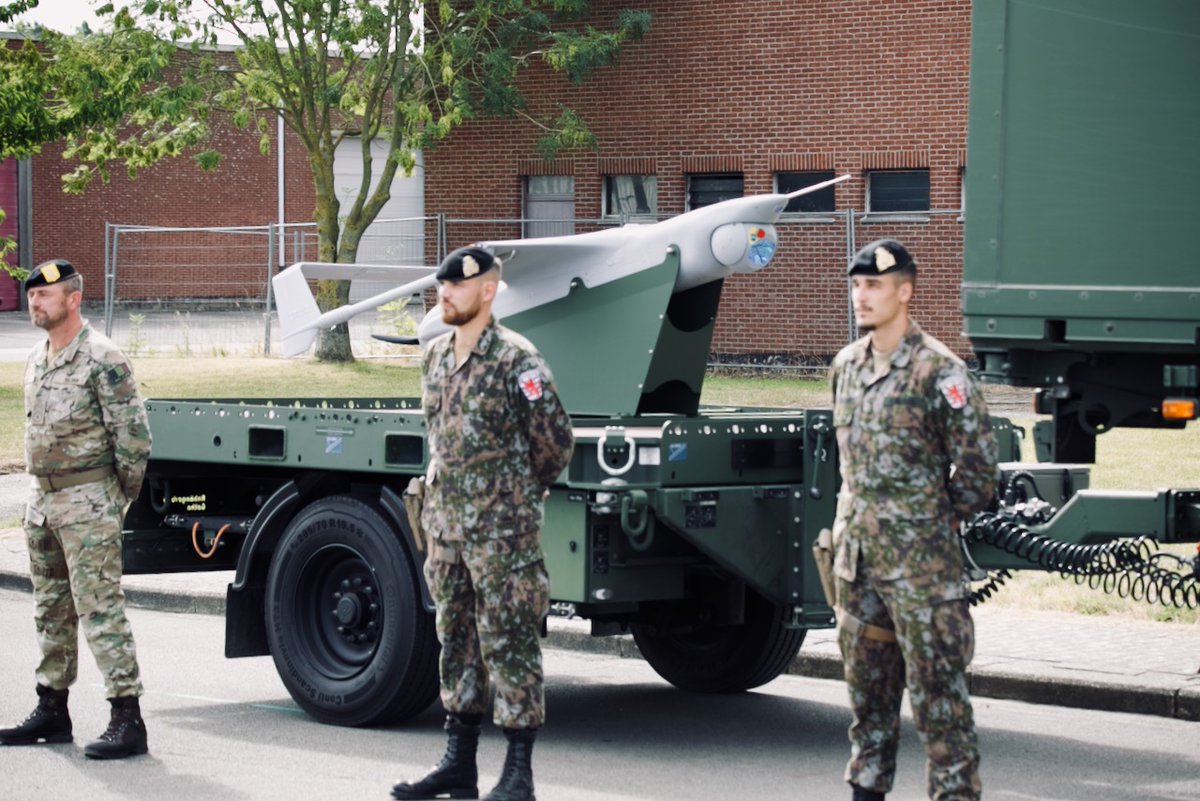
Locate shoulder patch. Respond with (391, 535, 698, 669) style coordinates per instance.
(518, 368, 544, 401)
(106, 364, 131, 386)
(938, 374, 969, 410)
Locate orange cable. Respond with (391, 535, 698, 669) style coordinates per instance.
(191, 522, 231, 559)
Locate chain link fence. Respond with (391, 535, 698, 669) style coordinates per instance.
(103, 217, 436, 357)
(102, 209, 965, 365)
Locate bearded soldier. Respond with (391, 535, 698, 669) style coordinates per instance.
(391, 246, 574, 801)
(1, 259, 152, 759)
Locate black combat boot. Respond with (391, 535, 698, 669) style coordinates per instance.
(0, 685, 72, 745)
(392, 714, 482, 800)
(851, 783, 885, 801)
(84, 696, 148, 759)
(482, 728, 537, 801)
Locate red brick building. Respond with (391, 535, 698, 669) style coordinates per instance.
(423, 0, 974, 360)
(24, 120, 314, 306)
(2, 34, 316, 310)
(8, 2, 975, 360)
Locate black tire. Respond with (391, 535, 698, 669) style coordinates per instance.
(631, 590, 806, 693)
(266, 494, 439, 726)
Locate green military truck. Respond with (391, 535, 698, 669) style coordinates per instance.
(121, 0, 1200, 727)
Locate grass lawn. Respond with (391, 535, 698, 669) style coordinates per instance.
(3, 356, 1197, 622)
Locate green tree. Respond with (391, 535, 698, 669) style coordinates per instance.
(139, 0, 650, 361)
(0, 9, 217, 275)
(0, 1, 38, 24)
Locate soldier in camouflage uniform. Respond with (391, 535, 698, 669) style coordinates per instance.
(0, 259, 152, 760)
(392, 246, 574, 801)
(829, 240, 999, 801)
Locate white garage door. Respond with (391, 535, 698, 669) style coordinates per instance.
(332, 137, 426, 300)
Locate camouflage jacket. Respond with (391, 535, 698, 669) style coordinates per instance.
(829, 321, 998, 592)
(24, 321, 152, 501)
(421, 318, 574, 544)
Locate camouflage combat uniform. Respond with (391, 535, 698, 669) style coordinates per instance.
(23, 321, 152, 699)
(830, 321, 998, 801)
(421, 317, 574, 730)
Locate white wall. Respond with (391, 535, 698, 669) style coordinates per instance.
(332, 138, 426, 301)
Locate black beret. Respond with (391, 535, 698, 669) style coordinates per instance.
(25, 259, 79, 290)
(848, 239, 916, 277)
(436, 246, 497, 282)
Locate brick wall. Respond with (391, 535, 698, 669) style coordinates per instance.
(424, 0, 975, 359)
(28, 101, 315, 303)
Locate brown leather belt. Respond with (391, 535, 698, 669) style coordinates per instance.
(35, 465, 115, 492)
(836, 608, 899, 643)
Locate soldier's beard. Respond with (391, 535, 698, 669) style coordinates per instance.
(442, 297, 483, 327)
(32, 306, 68, 331)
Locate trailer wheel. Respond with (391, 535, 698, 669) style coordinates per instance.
(266, 494, 438, 726)
(631, 591, 805, 693)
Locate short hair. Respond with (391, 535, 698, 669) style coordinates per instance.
(483, 257, 503, 283)
(62, 273, 84, 294)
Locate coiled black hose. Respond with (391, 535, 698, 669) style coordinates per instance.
(964, 512, 1200, 610)
(968, 568, 1012, 606)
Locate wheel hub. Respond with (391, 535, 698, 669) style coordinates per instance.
(330, 576, 380, 646)
(335, 594, 362, 626)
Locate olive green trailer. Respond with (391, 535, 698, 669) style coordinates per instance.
(117, 1, 1200, 728)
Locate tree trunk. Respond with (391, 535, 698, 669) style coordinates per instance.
(312, 152, 355, 363)
(313, 281, 353, 362)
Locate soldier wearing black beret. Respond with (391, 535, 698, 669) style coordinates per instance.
(392, 243, 573, 801)
(435, 246, 499, 283)
(3, 258, 154, 760)
(23, 258, 80, 290)
(828, 238, 998, 801)
(847, 238, 916, 278)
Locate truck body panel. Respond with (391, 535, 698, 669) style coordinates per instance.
(963, 0, 1200, 461)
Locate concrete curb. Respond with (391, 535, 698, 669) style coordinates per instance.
(2, 568, 1195, 722)
(0, 570, 228, 617)
(540, 618, 1200, 722)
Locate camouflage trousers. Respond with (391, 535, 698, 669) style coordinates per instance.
(23, 476, 142, 698)
(836, 574, 979, 801)
(424, 534, 551, 729)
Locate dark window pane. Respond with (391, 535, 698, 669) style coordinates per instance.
(688, 173, 744, 209)
(777, 171, 836, 212)
(868, 170, 930, 212)
(605, 175, 657, 216)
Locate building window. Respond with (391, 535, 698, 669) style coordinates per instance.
(866, 169, 930, 213)
(523, 175, 575, 237)
(604, 175, 658, 218)
(959, 166, 967, 221)
(687, 173, 743, 210)
(776, 170, 836, 213)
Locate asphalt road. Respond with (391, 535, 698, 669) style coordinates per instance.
(0, 590, 1197, 801)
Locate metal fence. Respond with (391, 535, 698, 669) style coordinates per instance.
(102, 217, 435, 357)
(102, 209, 965, 362)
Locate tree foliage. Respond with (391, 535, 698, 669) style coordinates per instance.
(0, 1, 37, 24)
(0, 8, 218, 275)
(141, 0, 650, 360)
(3, 2, 649, 359)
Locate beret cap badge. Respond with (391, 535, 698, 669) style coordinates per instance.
(462, 254, 480, 278)
(874, 247, 896, 271)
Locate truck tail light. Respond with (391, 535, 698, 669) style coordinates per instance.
(1161, 398, 1197, 421)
